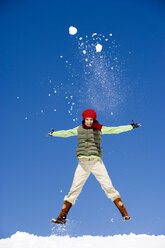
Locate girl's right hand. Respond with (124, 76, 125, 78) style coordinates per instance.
(46, 129, 55, 136)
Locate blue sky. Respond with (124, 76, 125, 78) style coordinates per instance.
(1, 0, 165, 238)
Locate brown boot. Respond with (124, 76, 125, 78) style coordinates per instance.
(113, 198, 131, 221)
(51, 200, 72, 224)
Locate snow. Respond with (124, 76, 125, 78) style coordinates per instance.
(92, 33, 97, 37)
(69, 26, 77, 35)
(0, 232, 165, 248)
(96, 44, 102, 52)
(44, 29, 130, 117)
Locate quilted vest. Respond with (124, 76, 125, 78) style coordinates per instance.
(76, 125, 103, 158)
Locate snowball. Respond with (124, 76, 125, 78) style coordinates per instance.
(83, 50, 86, 54)
(96, 44, 102, 52)
(109, 33, 112, 36)
(69, 26, 77, 35)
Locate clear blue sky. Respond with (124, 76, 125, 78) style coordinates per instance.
(1, 0, 165, 238)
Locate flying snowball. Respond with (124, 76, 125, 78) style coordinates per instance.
(69, 26, 77, 35)
(96, 44, 102, 52)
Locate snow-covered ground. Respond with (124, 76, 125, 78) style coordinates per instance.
(0, 232, 165, 248)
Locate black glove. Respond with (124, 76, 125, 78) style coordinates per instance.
(131, 120, 142, 128)
(47, 129, 55, 136)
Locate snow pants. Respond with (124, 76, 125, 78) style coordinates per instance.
(64, 157, 120, 205)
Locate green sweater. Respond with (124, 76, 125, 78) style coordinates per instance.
(52, 124, 133, 159)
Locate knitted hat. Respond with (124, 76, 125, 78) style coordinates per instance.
(82, 109, 97, 120)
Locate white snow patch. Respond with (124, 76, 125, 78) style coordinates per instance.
(69, 26, 77, 35)
(83, 50, 86, 54)
(109, 33, 113, 36)
(0, 232, 165, 248)
(96, 44, 102, 53)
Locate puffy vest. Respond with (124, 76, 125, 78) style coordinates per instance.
(76, 125, 103, 158)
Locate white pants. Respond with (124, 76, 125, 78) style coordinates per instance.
(64, 158, 120, 205)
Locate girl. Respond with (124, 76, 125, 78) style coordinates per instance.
(47, 109, 141, 224)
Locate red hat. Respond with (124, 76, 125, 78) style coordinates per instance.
(82, 109, 97, 120)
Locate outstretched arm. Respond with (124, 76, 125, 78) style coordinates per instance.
(101, 120, 141, 134)
(102, 125, 133, 134)
(47, 126, 79, 138)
